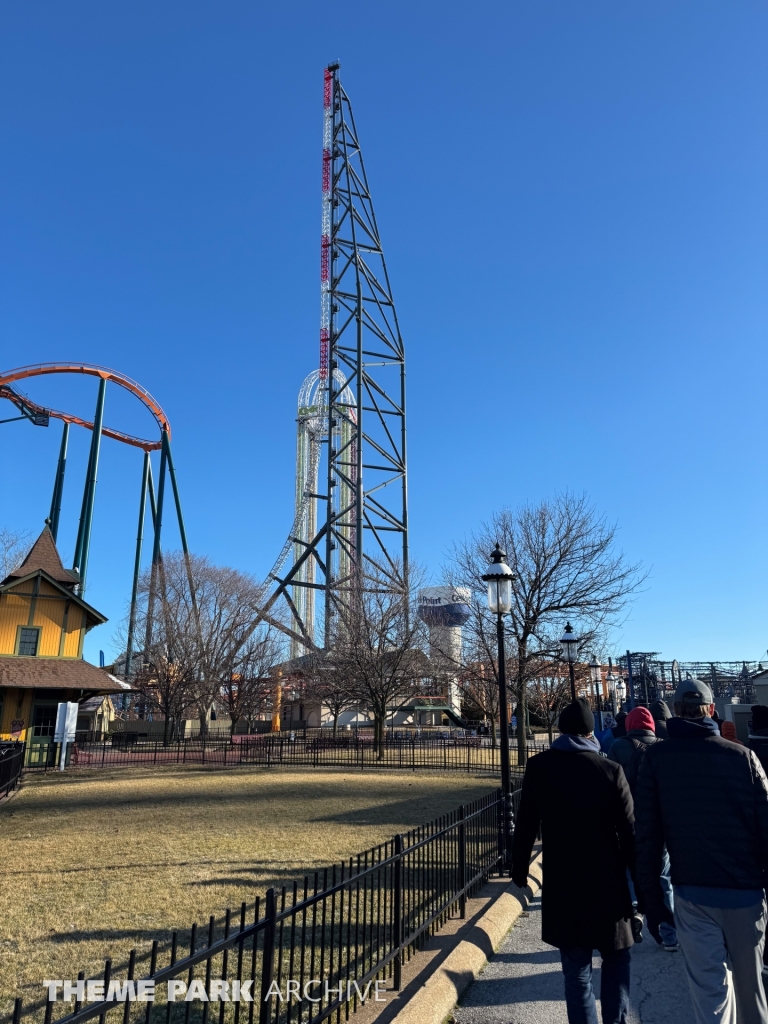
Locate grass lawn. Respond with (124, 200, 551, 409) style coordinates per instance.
(0, 765, 495, 1013)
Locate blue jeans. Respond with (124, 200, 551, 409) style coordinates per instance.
(560, 947, 631, 1024)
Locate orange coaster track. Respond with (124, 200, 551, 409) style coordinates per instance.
(0, 362, 170, 451)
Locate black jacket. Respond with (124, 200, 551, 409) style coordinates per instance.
(635, 717, 768, 902)
(607, 729, 657, 796)
(649, 700, 671, 740)
(512, 739, 635, 951)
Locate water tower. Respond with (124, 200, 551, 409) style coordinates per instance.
(417, 587, 472, 716)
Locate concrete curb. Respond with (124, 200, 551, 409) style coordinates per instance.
(388, 853, 543, 1024)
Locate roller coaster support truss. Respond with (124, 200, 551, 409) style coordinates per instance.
(266, 63, 409, 649)
(0, 363, 194, 672)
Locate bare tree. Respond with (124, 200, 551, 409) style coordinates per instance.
(445, 493, 645, 765)
(150, 554, 287, 736)
(0, 527, 32, 580)
(132, 648, 200, 744)
(300, 653, 359, 736)
(118, 552, 287, 741)
(219, 628, 281, 735)
(125, 571, 201, 744)
(458, 662, 502, 748)
(328, 562, 428, 757)
(527, 663, 572, 745)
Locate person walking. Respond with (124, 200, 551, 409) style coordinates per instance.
(512, 698, 635, 1024)
(649, 698, 672, 740)
(607, 706, 678, 951)
(635, 677, 768, 1024)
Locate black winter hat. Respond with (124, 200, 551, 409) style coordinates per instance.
(558, 698, 595, 736)
(650, 699, 671, 721)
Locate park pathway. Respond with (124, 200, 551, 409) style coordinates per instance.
(452, 892, 694, 1024)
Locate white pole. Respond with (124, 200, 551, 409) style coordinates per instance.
(59, 741, 67, 771)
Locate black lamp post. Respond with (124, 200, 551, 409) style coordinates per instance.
(560, 622, 579, 701)
(482, 542, 514, 876)
(589, 655, 603, 731)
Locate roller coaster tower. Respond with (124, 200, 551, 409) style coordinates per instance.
(266, 63, 409, 653)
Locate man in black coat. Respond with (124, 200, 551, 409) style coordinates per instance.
(635, 678, 768, 1024)
(649, 698, 671, 740)
(512, 698, 635, 1024)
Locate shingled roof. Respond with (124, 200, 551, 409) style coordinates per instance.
(0, 657, 130, 692)
(4, 526, 79, 587)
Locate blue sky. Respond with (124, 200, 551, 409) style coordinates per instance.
(1, 1, 766, 664)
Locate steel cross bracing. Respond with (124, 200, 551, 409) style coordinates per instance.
(260, 63, 409, 652)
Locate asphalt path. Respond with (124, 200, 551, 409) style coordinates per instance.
(452, 892, 694, 1024)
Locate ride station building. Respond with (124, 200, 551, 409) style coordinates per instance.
(0, 525, 128, 760)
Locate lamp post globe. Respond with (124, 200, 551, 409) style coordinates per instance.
(559, 622, 579, 701)
(615, 678, 627, 711)
(481, 542, 514, 876)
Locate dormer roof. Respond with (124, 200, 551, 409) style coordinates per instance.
(3, 525, 80, 587)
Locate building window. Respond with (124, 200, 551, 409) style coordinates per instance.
(32, 704, 57, 738)
(18, 627, 40, 657)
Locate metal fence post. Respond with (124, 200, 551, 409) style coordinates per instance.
(497, 787, 504, 873)
(259, 888, 277, 1024)
(393, 834, 403, 990)
(458, 806, 467, 919)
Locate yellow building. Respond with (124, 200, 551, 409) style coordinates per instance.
(0, 525, 128, 758)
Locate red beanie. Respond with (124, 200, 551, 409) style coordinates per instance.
(626, 707, 655, 733)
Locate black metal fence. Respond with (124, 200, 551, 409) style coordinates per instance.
(10, 788, 512, 1024)
(24, 735, 544, 775)
(0, 741, 24, 799)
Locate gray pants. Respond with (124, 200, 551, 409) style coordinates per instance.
(675, 894, 768, 1024)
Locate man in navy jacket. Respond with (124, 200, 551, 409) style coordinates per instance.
(635, 678, 768, 1024)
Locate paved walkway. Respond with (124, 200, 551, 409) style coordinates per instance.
(452, 892, 694, 1024)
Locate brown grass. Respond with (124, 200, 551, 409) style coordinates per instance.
(0, 765, 495, 1012)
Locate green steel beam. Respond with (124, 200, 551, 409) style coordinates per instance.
(48, 422, 69, 542)
(73, 377, 107, 590)
(125, 451, 150, 681)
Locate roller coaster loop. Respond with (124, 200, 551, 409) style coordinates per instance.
(0, 361, 188, 680)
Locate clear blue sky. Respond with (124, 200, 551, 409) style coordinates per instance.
(1, 1, 766, 664)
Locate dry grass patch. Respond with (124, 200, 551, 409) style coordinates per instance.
(0, 765, 494, 1012)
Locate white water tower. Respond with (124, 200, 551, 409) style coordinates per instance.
(417, 587, 472, 717)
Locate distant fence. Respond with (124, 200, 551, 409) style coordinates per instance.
(24, 734, 545, 774)
(0, 741, 23, 799)
(10, 788, 514, 1024)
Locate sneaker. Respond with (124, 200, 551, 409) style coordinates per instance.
(662, 940, 679, 952)
(632, 914, 644, 943)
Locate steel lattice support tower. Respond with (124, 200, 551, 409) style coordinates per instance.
(321, 62, 408, 631)
(267, 63, 409, 651)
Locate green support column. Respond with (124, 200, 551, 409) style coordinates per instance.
(49, 422, 70, 542)
(165, 434, 191, 557)
(73, 378, 107, 591)
(144, 432, 168, 652)
(125, 452, 150, 681)
(165, 434, 200, 624)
